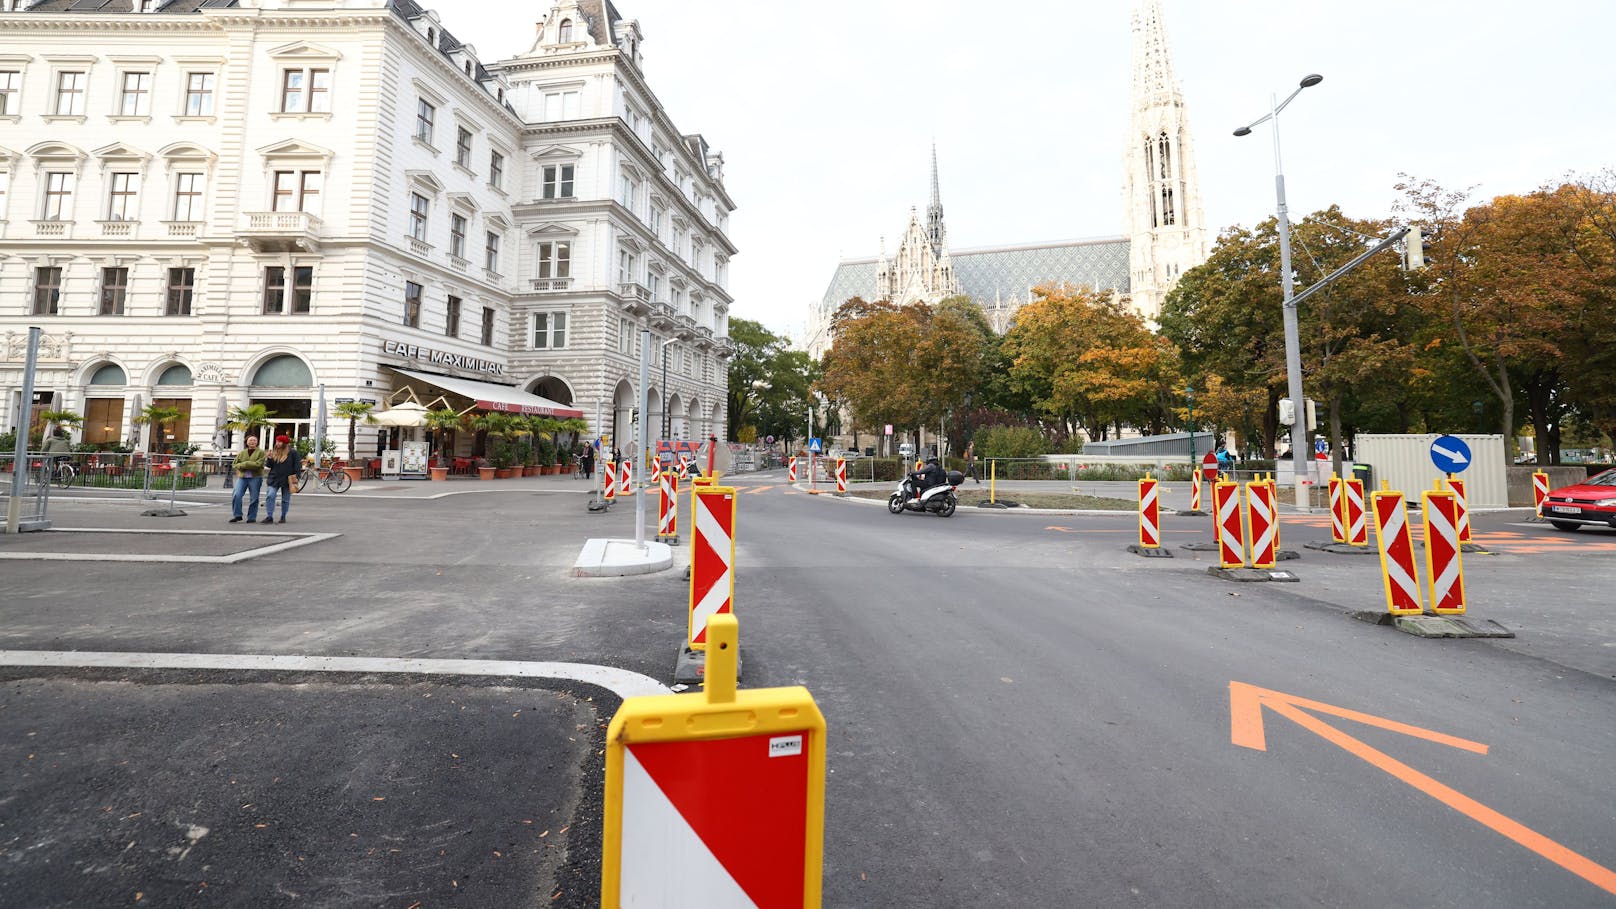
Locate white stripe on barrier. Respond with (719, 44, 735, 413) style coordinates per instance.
(619, 748, 753, 905)
(690, 495, 734, 637)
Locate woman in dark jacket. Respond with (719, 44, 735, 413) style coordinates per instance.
(262, 435, 303, 524)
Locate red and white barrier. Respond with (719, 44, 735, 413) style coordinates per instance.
(619, 461, 633, 496)
(650, 455, 662, 487)
(658, 472, 679, 541)
(679, 456, 693, 480)
(1532, 470, 1550, 517)
(1421, 486, 1467, 615)
(1246, 480, 1278, 569)
(1328, 475, 1346, 544)
(835, 458, 847, 494)
(787, 456, 798, 484)
(603, 459, 617, 502)
(1344, 478, 1368, 547)
(688, 484, 736, 649)
(1445, 476, 1471, 544)
(1264, 474, 1283, 554)
(1215, 481, 1246, 569)
(1371, 490, 1423, 615)
(1137, 476, 1162, 549)
(1190, 468, 1203, 513)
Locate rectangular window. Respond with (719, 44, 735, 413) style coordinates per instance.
(34, 267, 63, 315)
(445, 295, 461, 338)
(538, 241, 571, 279)
(273, 170, 321, 213)
(484, 231, 500, 272)
(119, 71, 151, 116)
(43, 172, 74, 221)
(618, 174, 635, 209)
(0, 71, 18, 116)
(107, 172, 140, 221)
(617, 249, 636, 284)
(0, 171, 9, 216)
(55, 71, 86, 116)
(291, 265, 312, 313)
(646, 272, 660, 301)
(542, 164, 574, 200)
(100, 267, 128, 316)
(184, 72, 215, 116)
(281, 68, 329, 113)
(455, 127, 473, 168)
(618, 318, 631, 354)
(650, 206, 663, 236)
(404, 281, 423, 327)
(166, 267, 194, 316)
(449, 213, 466, 258)
(415, 98, 435, 144)
(481, 306, 495, 346)
(265, 265, 313, 314)
(263, 266, 286, 314)
(489, 151, 504, 190)
(542, 90, 580, 121)
(532, 311, 568, 349)
(173, 173, 204, 221)
(409, 193, 429, 241)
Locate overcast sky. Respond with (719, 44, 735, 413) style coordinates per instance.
(453, 1, 1616, 341)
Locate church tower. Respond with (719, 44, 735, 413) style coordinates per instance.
(926, 142, 947, 256)
(1124, 0, 1208, 320)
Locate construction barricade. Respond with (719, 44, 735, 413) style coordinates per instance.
(1446, 476, 1472, 543)
(1215, 480, 1245, 569)
(1328, 475, 1346, 543)
(619, 460, 633, 497)
(650, 455, 662, 486)
(1246, 479, 1278, 569)
(1344, 479, 1368, 547)
(1532, 469, 1550, 518)
(835, 458, 847, 496)
(1421, 482, 1467, 615)
(657, 472, 679, 543)
(1128, 475, 1171, 558)
(603, 460, 617, 503)
(676, 479, 735, 684)
(604, 614, 825, 908)
(787, 456, 798, 484)
(1370, 488, 1424, 616)
(1189, 468, 1204, 514)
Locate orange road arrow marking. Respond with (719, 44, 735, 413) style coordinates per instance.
(1230, 681, 1616, 896)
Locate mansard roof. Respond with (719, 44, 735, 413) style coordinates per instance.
(822, 237, 1132, 310)
(23, 0, 239, 11)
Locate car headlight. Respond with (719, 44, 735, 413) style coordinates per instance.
(1594, 498, 1616, 507)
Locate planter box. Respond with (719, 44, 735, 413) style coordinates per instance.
(341, 466, 363, 483)
(429, 466, 448, 481)
(478, 467, 496, 480)
(523, 465, 541, 477)
(496, 467, 516, 478)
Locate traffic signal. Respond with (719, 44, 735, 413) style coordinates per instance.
(1403, 225, 1426, 270)
(1279, 398, 1296, 426)
(1305, 398, 1318, 430)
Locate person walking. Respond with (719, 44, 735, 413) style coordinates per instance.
(964, 440, 979, 483)
(580, 443, 595, 480)
(262, 434, 302, 524)
(229, 434, 267, 524)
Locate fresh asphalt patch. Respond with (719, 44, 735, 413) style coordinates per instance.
(0, 668, 613, 909)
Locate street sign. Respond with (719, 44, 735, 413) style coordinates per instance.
(884, 424, 893, 436)
(1315, 437, 1329, 458)
(1429, 435, 1472, 473)
(808, 438, 822, 453)
(764, 435, 774, 445)
(1202, 450, 1218, 471)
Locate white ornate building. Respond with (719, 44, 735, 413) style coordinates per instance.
(874, 146, 957, 307)
(0, 0, 733, 456)
(808, 0, 1206, 358)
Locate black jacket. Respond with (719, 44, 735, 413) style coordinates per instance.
(266, 450, 303, 489)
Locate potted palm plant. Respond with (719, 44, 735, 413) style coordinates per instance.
(556, 417, 588, 473)
(510, 416, 540, 477)
(39, 409, 84, 443)
(424, 407, 462, 480)
(333, 400, 378, 482)
(471, 412, 513, 478)
(134, 403, 187, 455)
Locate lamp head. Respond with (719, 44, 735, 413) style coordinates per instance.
(1300, 73, 1324, 88)
(1233, 126, 1252, 137)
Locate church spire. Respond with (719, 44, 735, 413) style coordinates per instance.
(926, 143, 946, 256)
(1123, 0, 1207, 321)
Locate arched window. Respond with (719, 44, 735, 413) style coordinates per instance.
(558, 18, 572, 42)
(464, 60, 473, 76)
(426, 27, 436, 44)
(89, 363, 127, 386)
(157, 364, 193, 386)
(251, 355, 312, 388)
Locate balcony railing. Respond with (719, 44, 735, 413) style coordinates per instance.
(32, 220, 72, 239)
(164, 221, 201, 238)
(531, 277, 572, 292)
(618, 282, 651, 303)
(239, 210, 322, 253)
(449, 254, 469, 273)
(98, 220, 137, 238)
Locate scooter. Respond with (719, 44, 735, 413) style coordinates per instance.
(887, 470, 963, 517)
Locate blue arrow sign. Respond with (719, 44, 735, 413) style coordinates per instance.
(1429, 435, 1472, 473)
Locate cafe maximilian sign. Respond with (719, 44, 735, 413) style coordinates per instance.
(382, 339, 505, 376)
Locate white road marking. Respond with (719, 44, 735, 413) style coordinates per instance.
(0, 527, 341, 564)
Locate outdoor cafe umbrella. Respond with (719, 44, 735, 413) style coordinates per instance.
(372, 402, 429, 427)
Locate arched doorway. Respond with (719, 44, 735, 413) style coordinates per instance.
(529, 375, 573, 405)
(645, 386, 661, 452)
(707, 401, 723, 442)
(666, 393, 683, 442)
(82, 361, 128, 446)
(610, 379, 634, 458)
(149, 362, 195, 451)
(685, 398, 700, 442)
(248, 353, 314, 445)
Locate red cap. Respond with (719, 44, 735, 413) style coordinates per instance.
(274, 435, 291, 445)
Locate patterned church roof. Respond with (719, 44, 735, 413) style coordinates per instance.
(820, 237, 1131, 310)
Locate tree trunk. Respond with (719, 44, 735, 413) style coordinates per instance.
(347, 419, 358, 462)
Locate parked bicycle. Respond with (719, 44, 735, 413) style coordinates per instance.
(46, 457, 77, 489)
(296, 463, 351, 494)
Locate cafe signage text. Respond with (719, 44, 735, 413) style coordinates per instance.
(382, 340, 505, 376)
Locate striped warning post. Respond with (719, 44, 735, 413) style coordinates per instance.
(658, 472, 679, 541)
(1328, 475, 1346, 543)
(1532, 470, 1550, 517)
(650, 455, 662, 487)
(1246, 480, 1278, 569)
(688, 484, 737, 650)
(1264, 473, 1283, 553)
(603, 459, 617, 502)
(619, 460, 632, 496)
(1421, 486, 1467, 615)
(1371, 490, 1423, 615)
(1190, 468, 1203, 513)
(787, 456, 798, 484)
(1215, 480, 1246, 569)
(1137, 476, 1162, 549)
(1445, 476, 1471, 544)
(679, 456, 693, 480)
(835, 458, 847, 495)
(1344, 478, 1369, 547)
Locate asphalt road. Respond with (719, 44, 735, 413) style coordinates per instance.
(2, 475, 1613, 907)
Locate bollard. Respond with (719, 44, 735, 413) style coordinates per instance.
(1189, 468, 1203, 513)
(674, 481, 737, 686)
(1343, 478, 1369, 547)
(1215, 480, 1246, 569)
(1532, 470, 1550, 518)
(1137, 475, 1162, 549)
(1422, 482, 1467, 615)
(1445, 475, 1472, 544)
(1328, 474, 1346, 544)
(650, 455, 662, 487)
(835, 458, 847, 496)
(603, 459, 617, 503)
(1370, 488, 1424, 615)
(1246, 480, 1278, 569)
(619, 460, 632, 496)
(657, 471, 679, 543)
(604, 613, 826, 908)
(787, 456, 798, 484)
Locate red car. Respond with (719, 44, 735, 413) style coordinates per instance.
(1542, 469, 1616, 531)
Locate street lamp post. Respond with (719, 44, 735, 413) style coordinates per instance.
(1186, 385, 1196, 470)
(1235, 73, 1324, 512)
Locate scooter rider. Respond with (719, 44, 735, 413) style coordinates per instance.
(908, 456, 947, 498)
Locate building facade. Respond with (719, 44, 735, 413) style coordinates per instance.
(808, 0, 1203, 358)
(0, 0, 732, 456)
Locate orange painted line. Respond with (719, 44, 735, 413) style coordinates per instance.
(1230, 682, 1616, 896)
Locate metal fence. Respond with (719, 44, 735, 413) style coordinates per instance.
(1, 451, 230, 531)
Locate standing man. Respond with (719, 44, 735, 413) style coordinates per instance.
(581, 443, 595, 480)
(964, 440, 978, 483)
(229, 435, 267, 524)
